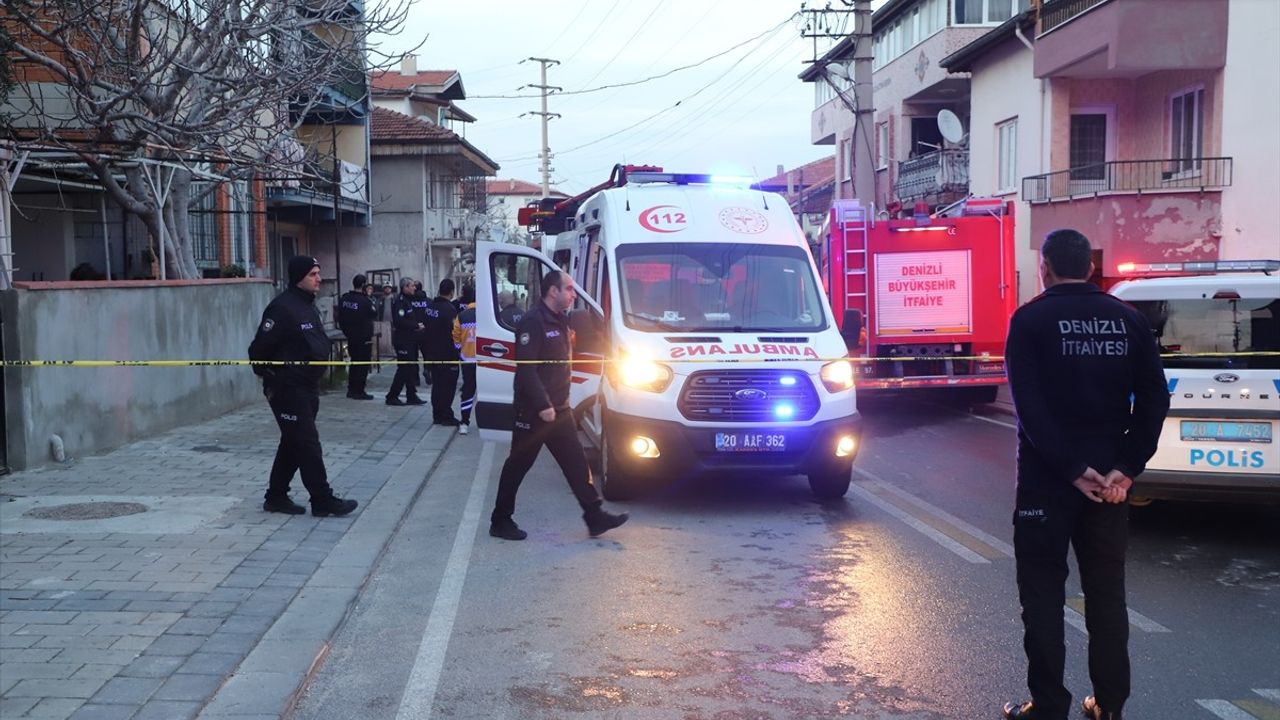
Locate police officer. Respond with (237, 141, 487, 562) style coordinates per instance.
(386, 277, 428, 406)
(423, 278, 461, 426)
(412, 281, 432, 387)
(248, 256, 359, 517)
(338, 273, 378, 400)
(489, 270, 628, 541)
(1002, 230, 1169, 720)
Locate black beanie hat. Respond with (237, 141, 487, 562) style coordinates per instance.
(288, 255, 319, 286)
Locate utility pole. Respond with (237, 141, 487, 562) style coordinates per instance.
(802, 0, 875, 205)
(521, 57, 561, 199)
(850, 0, 875, 206)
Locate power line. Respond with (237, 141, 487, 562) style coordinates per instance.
(570, 23, 797, 164)
(559, 0, 624, 68)
(571, 0, 669, 94)
(491, 16, 794, 164)
(468, 14, 796, 100)
(538, 3, 592, 55)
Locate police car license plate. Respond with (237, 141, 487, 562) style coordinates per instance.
(715, 432, 787, 452)
(1180, 420, 1272, 444)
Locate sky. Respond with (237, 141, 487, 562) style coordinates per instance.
(373, 1, 856, 194)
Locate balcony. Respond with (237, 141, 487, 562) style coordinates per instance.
(1023, 158, 1231, 273)
(1022, 157, 1232, 203)
(1039, 0, 1112, 35)
(893, 149, 969, 202)
(266, 153, 369, 224)
(1034, 0, 1226, 79)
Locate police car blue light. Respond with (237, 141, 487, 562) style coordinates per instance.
(774, 403, 795, 419)
(779, 376, 797, 386)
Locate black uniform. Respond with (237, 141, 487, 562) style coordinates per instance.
(492, 301, 603, 522)
(423, 295, 460, 424)
(411, 289, 432, 385)
(248, 285, 337, 504)
(387, 292, 424, 403)
(337, 289, 377, 397)
(1006, 283, 1169, 720)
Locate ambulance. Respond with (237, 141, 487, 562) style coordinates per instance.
(473, 165, 862, 500)
(1108, 260, 1280, 503)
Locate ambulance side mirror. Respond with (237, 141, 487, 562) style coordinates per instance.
(841, 309, 863, 350)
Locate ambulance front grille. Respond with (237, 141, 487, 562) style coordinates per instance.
(677, 370, 820, 423)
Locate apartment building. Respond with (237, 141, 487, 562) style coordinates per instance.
(802, 0, 1031, 211)
(945, 0, 1277, 287)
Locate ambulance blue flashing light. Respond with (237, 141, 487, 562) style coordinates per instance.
(774, 403, 795, 420)
(626, 171, 754, 187)
(779, 375, 798, 386)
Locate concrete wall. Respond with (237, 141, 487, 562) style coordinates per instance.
(968, 37, 1045, 305)
(1219, 0, 1280, 261)
(1028, 192, 1222, 270)
(1, 279, 275, 470)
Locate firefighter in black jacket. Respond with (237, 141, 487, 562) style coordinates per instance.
(248, 256, 359, 518)
(423, 278, 461, 425)
(489, 270, 628, 541)
(337, 274, 378, 400)
(386, 277, 427, 406)
(1002, 230, 1169, 720)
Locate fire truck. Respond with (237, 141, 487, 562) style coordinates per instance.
(820, 197, 1017, 402)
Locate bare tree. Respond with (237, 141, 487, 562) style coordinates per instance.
(1, 0, 415, 278)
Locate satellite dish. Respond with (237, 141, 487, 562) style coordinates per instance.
(937, 109, 966, 145)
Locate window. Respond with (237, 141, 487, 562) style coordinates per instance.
(1170, 86, 1205, 174)
(955, 0, 1030, 25)
(1069, 113, 1108, 180)
(189, 184, 219, 270)
(616, 243, 828, 333)
(877, 123, 890, 169)
(997, 118, 1018, 192)
(490, 253, 541, 331)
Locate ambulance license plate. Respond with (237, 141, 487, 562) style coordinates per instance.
(1180, 420, 1272, 443)
(715, 433, 787, 452)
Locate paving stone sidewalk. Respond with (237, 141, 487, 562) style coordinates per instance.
(0, 373, 450, 720)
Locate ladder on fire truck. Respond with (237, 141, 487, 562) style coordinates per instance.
(833, 201, 869, 337)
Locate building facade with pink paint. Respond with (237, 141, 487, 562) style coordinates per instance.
(948, 0, 1278, 287)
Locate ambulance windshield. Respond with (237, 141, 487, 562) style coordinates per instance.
(616, 243, 827, 333)
(1130, 297, 1280, 369)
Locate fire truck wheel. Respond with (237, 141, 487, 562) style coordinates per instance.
(601, 429, 643, 502)
(808, 470, 852, 500)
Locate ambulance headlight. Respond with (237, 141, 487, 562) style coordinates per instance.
(820, 360, 855, 392)
(616, 353, 673, 393)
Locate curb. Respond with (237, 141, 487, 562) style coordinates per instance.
(195, 425, 456, 718)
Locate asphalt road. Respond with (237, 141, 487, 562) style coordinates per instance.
(291, 397, 1280, 720)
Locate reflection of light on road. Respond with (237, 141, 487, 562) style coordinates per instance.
(763, 525, 962, 716)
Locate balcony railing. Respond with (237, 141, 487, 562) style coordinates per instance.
(1039, 0, 1113, 35)
(893, 149, 969, 202)
(1022, 157, 1233, 203)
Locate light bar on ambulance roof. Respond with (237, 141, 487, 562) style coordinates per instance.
(626, 172, 752, 186)
(1116, 260, 1280, 275)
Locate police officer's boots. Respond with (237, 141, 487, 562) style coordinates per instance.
(1082, 696, 1122, 720)
(311, 495, 358, 518)
(584, 508, 629, 537)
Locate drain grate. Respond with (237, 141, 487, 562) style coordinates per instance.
(24, 502, 149, 520)
(191, 445, 228, 453)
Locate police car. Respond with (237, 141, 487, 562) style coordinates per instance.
(1109, 260, 1280, 503)
(473, 166, 862, 500)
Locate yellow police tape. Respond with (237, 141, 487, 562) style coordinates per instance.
(2, 352, 1276, 368)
